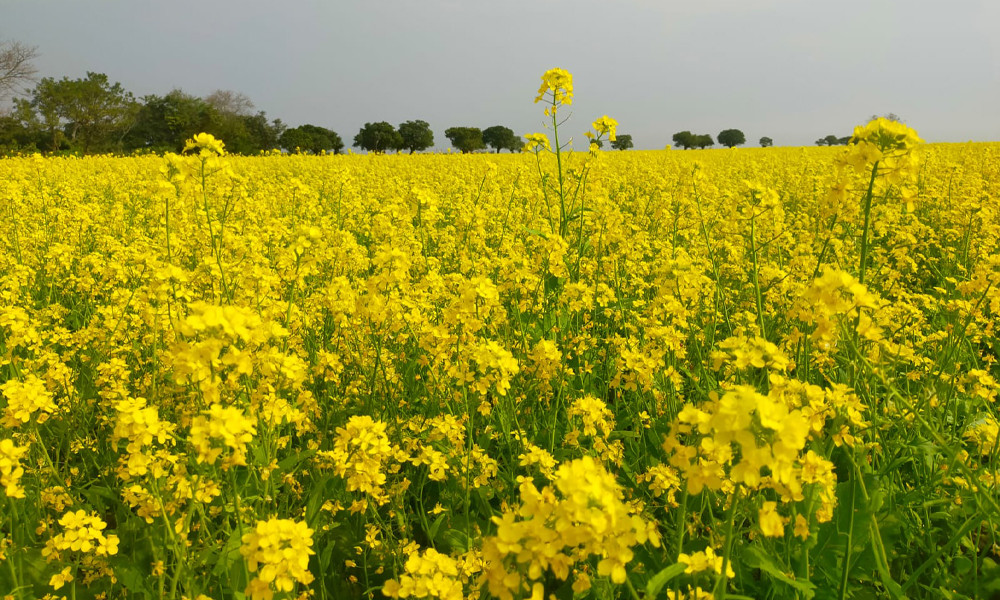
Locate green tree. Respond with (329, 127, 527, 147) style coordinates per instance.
(817, 134, 849, 146)
(672, 131, 695, 149)
(240, 112, 285, 152)
(759, 136, 773, 147)
(693, 134, 714, 149)
(482, 125, 519, 153)
(0, 98, 44, 153)
(610, 134, 633, 150)
(353, 121, 401, 153)
(280, 125, 344, 154)
(444, 127, 484, 153)
(397, 120, 434, 153)
(30, 72, 137, 153)
(717, 129, 746, 148)
(124, 89, 215, 152)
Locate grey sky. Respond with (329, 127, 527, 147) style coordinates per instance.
(3, 0, 998, 149)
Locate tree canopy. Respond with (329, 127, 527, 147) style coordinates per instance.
(482, 125, 520, 153)
(717, 129, 746, 148)
(672, 131, 713, 149)
(444, 127, 484, 153)
(610, 134, 633, 150)
(122, 88, 283, 154)
(353, 122, 401, 154)
(280, 125, 343, 154)
(29, 72, 137, 153)
(397, 120, 434, 154)
(816, 134, 850, 146)
(759, 136, 773, 148)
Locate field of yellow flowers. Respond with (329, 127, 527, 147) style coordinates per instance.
(2, 71, 1000, 600)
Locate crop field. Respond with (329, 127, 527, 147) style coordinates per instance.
(2, 74, 1000, 600)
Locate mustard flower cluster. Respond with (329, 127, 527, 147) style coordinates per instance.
(534, 67, 573, 106)
(0, 438, 28, 498)
(240, 518, 315, 600)
(43, 510, 120, 560)
(189, 404, 257, 469)
(320, 415, 394, 504)
(183, 132, 227, 157)
(565, 395, 622, 464)
(664, 383, 839, 529)
(1, 374, 57, 426)
(481, 456, 660, 599)
(112, 396, 175, 478)
(382, 546, 465, 600)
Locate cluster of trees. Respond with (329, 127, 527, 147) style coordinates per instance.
(6, 41, 907, 156)
(672, 129, 762, 149)
(672, 131, 716, 149)
(3, 40, 642, 156)
(0, 43, 522, 156)
(348, 123, 529, 154)
(815, 134, 851, 146)
(0, 72, 290, 154)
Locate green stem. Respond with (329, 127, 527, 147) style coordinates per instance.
(838, 471, 857, 600)
(749, 212, 767, 340)
(714, 488, 741, 599)
(692, 175, 733, 335)
(857, 161, 880, 285)
(674, 488, 689, 560)
(625, 576, 642, 600)
(550, 100, 567, 236)
(5, 496, 22, 600)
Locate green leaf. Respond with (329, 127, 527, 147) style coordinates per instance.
(213, 527, 244, 577)
(743, 546, 816, 599)
(427, 513, 448, 542)
(645, 563, 687, 597)
(116, 563, 152, 599)
(278, 448, 316, 471)
(953, 556, 973, 575)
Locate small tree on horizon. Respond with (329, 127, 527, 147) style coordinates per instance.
(672, 131, 695, 149)
(280, 124, 343, 154)
(673, 131, 714, 149)
(398, 119, 434, 153)
(759, 136, 773, 147)
(353, 121, 401, 153)
(444, 127, 484, 153)
(718, 129, 746, 148)
(482, 125, 519, 153)
(610, 134, 633, 150)
(817, 134, 849, 146)
(693, 134, 714, 149)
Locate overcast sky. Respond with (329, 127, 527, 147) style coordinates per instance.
(3, 0, 998, 149)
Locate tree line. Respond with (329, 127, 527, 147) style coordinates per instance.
(0, 41, 635, 156)
(671, 116, 904, 150)
(0, 68, 605, 156)
(0, 44, 537, 156)
(2, 41, 897, 155)
(671, 129, 764, 149)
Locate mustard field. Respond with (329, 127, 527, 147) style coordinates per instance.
(2, 73, 1000, 600)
